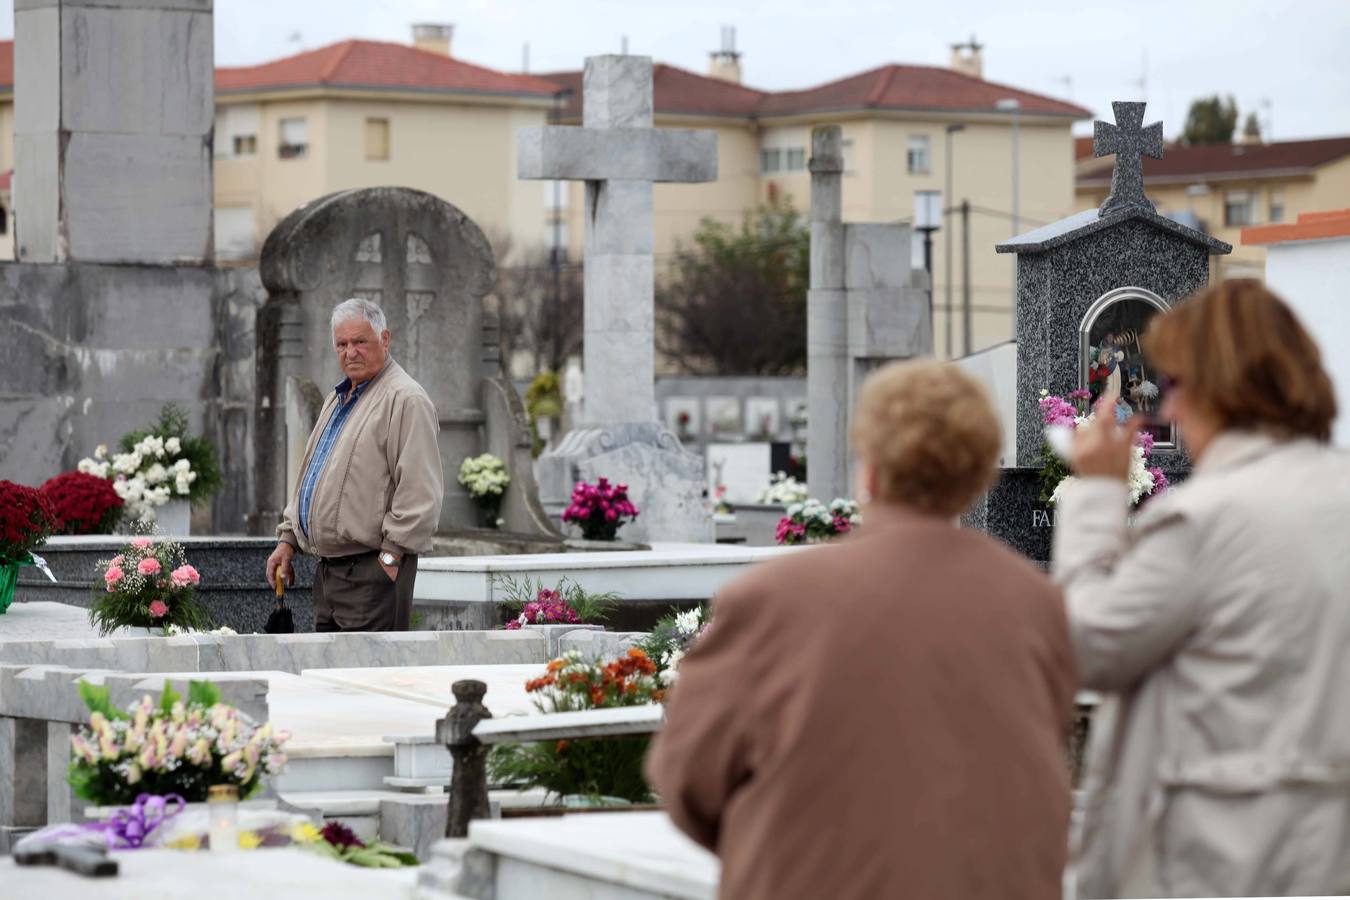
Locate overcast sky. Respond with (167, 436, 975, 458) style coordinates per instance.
(5, 0, 1348, 140)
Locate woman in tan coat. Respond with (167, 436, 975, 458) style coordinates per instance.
(1056, 279, 1350, 897)
(647, 361, 1077, 900)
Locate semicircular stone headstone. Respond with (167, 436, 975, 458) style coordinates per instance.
(260, 186, 497, 414)
(255, 187, 556, 537)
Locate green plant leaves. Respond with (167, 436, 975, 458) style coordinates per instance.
(188, 680, 222, 708)
(78, 680, 129, 721)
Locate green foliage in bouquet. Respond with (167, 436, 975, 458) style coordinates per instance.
(118, 403, 223, 508)
(494, 574, 619, 625)
(487, 648, 663, 804)
(67, 679, 290, 806)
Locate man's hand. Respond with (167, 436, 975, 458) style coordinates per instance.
(1071, 391, 1141, 481)
(265, 542, 296, 589)
(379, 558, 399, 583)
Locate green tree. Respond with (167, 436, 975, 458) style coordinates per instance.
(657, 198, 809, 375)
(1182, 95, 1239, 145)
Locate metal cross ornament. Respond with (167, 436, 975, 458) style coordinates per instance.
(1094, 101, 1164, 216)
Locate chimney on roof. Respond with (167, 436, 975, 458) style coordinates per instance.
(950, 35, 983, 79)
(412, 23, 453, 57)
(708, 25, 742, 84)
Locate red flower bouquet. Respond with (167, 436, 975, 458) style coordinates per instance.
(41, 471, 125, 535)
(561, 478, 639, 541)
(0, 480, 59, 613)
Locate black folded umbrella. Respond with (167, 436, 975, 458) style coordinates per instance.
(264, 569, 295, 634)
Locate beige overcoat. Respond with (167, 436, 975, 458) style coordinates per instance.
(1055, 432, 1350, 897)
(647, 506, 1077, 900)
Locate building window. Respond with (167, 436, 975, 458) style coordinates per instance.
(543, 180, 569, 212)
(279, 117, 308, 159)
(785, 147, 807, 172)
(1224, 190, 1255, 227)
(911, 191, 941, 271)
(365, 118, 390, 161)
(760, 147, 782, 174)
(0, 206, 8, 235)
(842, 138, 855, 173)
(1268, 189, 1285, 224)
(907, 135, 931, 174)
(232, 134, 257, 157)
(544, 220, 570, 265)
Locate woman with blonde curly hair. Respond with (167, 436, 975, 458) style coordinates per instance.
(648, 360, 1077, 900)
(1057, 279, 1350, 897)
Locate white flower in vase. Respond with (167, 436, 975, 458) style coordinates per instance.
(165, 436, 182, 455)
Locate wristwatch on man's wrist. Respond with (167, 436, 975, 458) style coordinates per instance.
(379, 551, 399, 567)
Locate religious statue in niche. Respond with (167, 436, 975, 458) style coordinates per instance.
(1083, 292, 1168, 441)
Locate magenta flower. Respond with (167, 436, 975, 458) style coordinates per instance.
(1149, 466, 1169, 493)
(1067, 388, 1093, 401)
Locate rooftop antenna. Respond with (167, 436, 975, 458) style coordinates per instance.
(621, 35, 629, 55)
(1133, 50, 1148, 99)
(1053, 74, 1073, 99)
(522, 41, 530, 73)
(1261, 97, 1273, 141)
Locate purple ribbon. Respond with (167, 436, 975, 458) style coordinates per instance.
(102, 793, 186, 848)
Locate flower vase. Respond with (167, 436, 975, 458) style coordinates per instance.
(474, 493, 503, 529)
(580, 520, 619, 542)
(156, 499, 192, 536)
(0, 560, 19, 614)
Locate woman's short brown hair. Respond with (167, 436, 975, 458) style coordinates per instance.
(850, 360, 1002, 517)
(1145, 279, 1336, 442)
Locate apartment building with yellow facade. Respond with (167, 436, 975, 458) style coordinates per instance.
(0, 27, 1104, 358)
(1076, 134, 1350, 281)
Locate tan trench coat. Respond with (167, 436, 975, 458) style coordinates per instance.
(1055, 432, 1350, 897)
(647, 505, 1077, 900)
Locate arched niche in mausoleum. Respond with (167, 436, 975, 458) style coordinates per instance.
(1078, 286, 1175, 449)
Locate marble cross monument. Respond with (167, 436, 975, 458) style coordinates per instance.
(518, 55, 716, 423)
(520, 56, 719, 542)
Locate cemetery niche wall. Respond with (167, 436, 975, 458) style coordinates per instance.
(963, 101, 1231, 564)
(255, 186, 558, 542)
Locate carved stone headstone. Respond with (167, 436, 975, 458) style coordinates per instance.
(961, 101, 1232, 564)
(255, 187, 556, 537)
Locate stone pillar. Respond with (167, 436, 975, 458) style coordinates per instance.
(46, 721, 81, 824)
(0, 717, 49, 850)
(807, 126, 849, 502)
(14, 0, 214, 264)
(439, 680, 492, 839)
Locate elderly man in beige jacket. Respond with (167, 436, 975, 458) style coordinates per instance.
(265, 298, 443, 632)
(1055, 280, 1350, 898)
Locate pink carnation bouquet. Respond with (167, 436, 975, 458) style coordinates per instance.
(561, 478, 639, 541)
(90, 534, 211, 635)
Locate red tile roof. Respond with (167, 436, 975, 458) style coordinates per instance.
(1078, 137, 1350, 185)
(215, 39, 561, 97)
(537, 65, 767, 119)
(539, 62, 1087, 120)
(1244, 209, 1350, 245)
(754, 64, 1089, 118)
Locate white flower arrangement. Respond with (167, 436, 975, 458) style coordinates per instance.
(758, 471, 809, 506)
(78, 435, 198, 524)
(1050, 445, 1157, 506)
(457, 454, 510, 498)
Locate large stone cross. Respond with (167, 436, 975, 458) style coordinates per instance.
(1094, 100, 1164, 216)
(518, 56, 717, 424)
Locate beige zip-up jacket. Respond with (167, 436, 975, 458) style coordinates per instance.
(1054, 432, 1350, 898)
(278, 359, 443, 559)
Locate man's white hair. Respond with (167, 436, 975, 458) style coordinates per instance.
(331, 297, 388, 339)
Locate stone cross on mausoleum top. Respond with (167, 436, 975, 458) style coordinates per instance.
(518, 56, 718, 425)
(1094, 100, 1164, 217)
